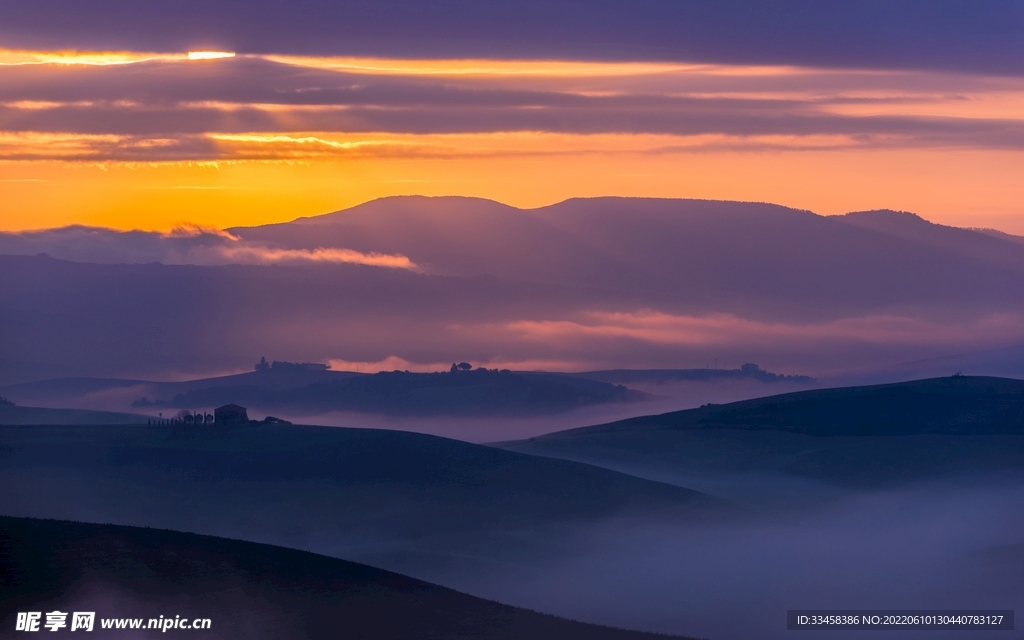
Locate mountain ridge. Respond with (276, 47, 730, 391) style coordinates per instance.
(3, 197, 1024, 383)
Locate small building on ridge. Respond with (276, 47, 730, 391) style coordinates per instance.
(214, 404, 249, 425)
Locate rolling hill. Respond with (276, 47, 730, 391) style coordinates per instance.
(1, 367, 641, 418)
(557, 375, 1024, 437)
(0, 423, 717, 578)
(0, 402, 147, 425)
(0, 516, 697, 640)
(499, 376, 1024, 488)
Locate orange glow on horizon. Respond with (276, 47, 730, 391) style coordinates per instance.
(0, 49, 184, 66)
(2, 137, 1023, 234)
(1, 48, 1022, 235)
(0, 48, 237, 66)
(261, 54, 810, 78)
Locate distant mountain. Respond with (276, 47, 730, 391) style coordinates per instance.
(973, 227, 1024, 247)
(3, 197, 1024, 380)
(232, 197, 1024, 316)
(4, 197, 1024, 317)
(835, 209, 1024, 270)
(0, 517, 696, 640)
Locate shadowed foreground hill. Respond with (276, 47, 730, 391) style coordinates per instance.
(0, 424, 715, 577)
(501, 377, 1024, 488)
(0, 517, 694, 640)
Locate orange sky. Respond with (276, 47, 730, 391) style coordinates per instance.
(1, 51, 1023, 233)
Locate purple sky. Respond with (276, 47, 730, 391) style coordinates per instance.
(3, 1, 1023, 75)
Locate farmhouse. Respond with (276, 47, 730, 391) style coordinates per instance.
(214, 404, 249, 425)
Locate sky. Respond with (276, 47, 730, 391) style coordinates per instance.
(1, 1, 1024, 233)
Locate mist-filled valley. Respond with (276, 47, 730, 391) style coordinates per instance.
(3, 378, 1023, 638)
(0, 362, 817, 441)
(444, 482, 1024, 640)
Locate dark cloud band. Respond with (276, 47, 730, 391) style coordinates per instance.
(2, 0, 1023, 76)
(2, 53, 1024, 161)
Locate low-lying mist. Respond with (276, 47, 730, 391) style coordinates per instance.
(268, 377, 821, 442)
(400, 479, 1024, 640)
(2, 424, 1020, 639)
(0, 376, 819, 442)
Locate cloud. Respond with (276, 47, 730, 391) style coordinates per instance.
(4, 246, 1023, 381)
(324, 355, 588, 374)
(211, 245, 416, 268)
(1, 52, 1024, 163)
(0, 49, 187, 66)
(494, 310, 1024, 351)
(1, 1, 1022, 75)
(0, 225, 417, 269)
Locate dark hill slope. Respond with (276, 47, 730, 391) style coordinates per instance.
(499, 377, 1024, 488)
(568, 366, 813, 385)
(2, 368, 641, 418)
(130, 369, 640, 416)
(0, 403, 147, 426)
(0, 425, 714, 574)
(557, 376, 1024, 437)
(0, 517, 694, 640)
(0, 368, 349, 411)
